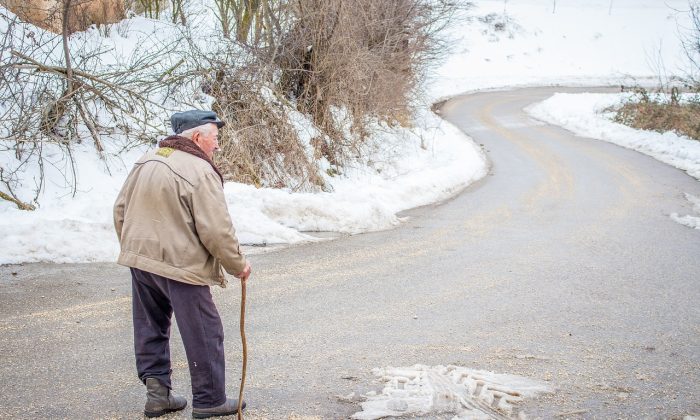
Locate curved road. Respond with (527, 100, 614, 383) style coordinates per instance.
(1, 87, 699, 419)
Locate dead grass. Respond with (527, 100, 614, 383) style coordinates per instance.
(612, 90, 700, 141)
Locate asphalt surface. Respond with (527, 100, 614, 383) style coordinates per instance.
(1, 87, 699, 419)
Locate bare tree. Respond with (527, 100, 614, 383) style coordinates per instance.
(137, 0, 166, 19)
(212, 0, 276, 43)
(0, 10, 194, 208)
(171, 0, 186, 25)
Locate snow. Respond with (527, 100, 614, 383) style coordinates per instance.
(671, 193, 700, 230)
(1, 0, 696, 264)
(0, 145, 146, 264)
(526, 92, 700, 181)
(351, 364, 551, 420)
(430, 0, 692, 99)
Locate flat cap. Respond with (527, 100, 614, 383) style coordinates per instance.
(171, 110, 225, 134)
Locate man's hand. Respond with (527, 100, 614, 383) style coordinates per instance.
(236, 262, 251, 282)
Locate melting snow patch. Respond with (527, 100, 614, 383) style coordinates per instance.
(351, 364, 551, 420)
(671, 193, 700, 230)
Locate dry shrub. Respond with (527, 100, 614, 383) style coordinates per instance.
(275, 0, 460, 166)
(613, 88, 700, 141)
(205, 67, 324, 191)
(192, 0, 462, 191)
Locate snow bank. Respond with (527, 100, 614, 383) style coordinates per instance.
(351, 364, 551, 420)
(526, 92, 700, 180)
(0, 110, 486, 264)
(0, 145, 144, 264)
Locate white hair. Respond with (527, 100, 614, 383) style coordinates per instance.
(179, 123, 216, 139)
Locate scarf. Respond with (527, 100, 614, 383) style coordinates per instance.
(159, 135, 224, 186)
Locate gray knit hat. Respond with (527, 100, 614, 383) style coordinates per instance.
(170, 110, 225, 134)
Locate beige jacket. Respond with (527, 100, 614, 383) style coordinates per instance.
(113, 147, 247, 287)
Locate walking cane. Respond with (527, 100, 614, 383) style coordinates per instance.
(237, 277, 247, 420)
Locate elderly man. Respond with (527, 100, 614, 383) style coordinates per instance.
(114, 110, 251, 418)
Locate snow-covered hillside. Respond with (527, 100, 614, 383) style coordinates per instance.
(0, 0, 694, 264)
(431, 0, 692, 98)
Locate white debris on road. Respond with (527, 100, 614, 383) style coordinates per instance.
(671, 193, 700, 230)
(351, 364, 551, 420)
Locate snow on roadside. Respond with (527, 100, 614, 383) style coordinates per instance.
(229, 110, 487, 238)
(526, 93, 700, 180)
(351, 364, 551, 420)
(0, 110, 487, 264)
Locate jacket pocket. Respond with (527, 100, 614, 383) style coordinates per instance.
(127, 238, 164, 262)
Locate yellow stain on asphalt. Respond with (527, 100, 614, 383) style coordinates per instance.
(0, 296, 130, 324)
(533, 118, 648, 223)
(478, 97, 575, 215)
(462, 205, 513, 238)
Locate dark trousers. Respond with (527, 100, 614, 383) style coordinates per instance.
(130, 268, 227, 408)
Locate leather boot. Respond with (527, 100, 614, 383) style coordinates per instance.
(192, 398, 246, 418)
(144, 377, 188, 418)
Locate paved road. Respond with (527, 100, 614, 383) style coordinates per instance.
(1, 87, 699, 419)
